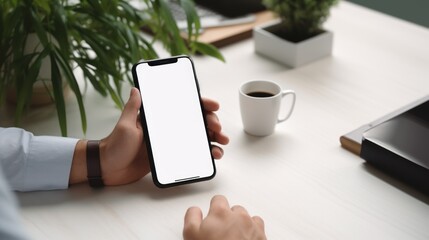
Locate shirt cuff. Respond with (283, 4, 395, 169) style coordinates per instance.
(22, 136, 79, 191)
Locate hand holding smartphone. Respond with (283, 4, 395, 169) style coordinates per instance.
(132, 56, 215, 188)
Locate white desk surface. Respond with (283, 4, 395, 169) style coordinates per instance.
(6, 1, 429, 239)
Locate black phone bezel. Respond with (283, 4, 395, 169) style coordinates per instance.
(131, 55, 216, 188)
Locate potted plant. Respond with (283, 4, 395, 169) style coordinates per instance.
(254, 0, 339, 67)
(0, 0, 223, 136)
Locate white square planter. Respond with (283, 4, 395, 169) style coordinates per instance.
(253, 20, 333, 68)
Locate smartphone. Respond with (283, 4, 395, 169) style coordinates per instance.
(132, 55, 215, 188)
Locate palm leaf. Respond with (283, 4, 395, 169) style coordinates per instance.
(2, 0, 224, 136)
(179, 0, 201, 41)
(49, 49, 67, 136)
(53, 47, 87, 135)
(14, 51, 45, 125)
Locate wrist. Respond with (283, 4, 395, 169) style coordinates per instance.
(69, 140, 88, 185)
(99, 139, 109, 183)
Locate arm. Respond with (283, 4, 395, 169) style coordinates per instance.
(0, 88, 229, 190)
(0, 88, 146, 190)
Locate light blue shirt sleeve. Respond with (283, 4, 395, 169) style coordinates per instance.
(0, 166, 29, 240)
(0, 127, 79, 191)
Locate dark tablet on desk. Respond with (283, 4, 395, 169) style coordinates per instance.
(360, 99, 429, 194)
(340, 95, 429, 155)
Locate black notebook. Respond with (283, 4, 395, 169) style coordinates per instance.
(360, 99, 429, 195)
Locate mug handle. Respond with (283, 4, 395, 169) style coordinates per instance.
(278, 90, 296, 123)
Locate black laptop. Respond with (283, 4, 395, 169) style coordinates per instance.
(196, 0, 265, 18)
(169, 0, 266, 29)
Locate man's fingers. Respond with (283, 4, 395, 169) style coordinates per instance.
(209, 195, 230, 215)
(211, 145, 224, 159)
(120, 88, 141, 125)
(231, 205, 250, 216)
(183, 206, 203, 238)
(202, 98, 219, 112)
(252, 216, 265, 231)
(214, 131, 230, 145)
(206, 112, 221, 133)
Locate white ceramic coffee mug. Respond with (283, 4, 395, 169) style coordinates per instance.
(239, 80, 296, 136)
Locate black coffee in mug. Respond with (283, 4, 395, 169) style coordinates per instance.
(246, 91, 274, 98)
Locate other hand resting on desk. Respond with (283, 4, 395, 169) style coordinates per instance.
(184, 195, 267, 240)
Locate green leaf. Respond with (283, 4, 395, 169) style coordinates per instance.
(136, 37, 159, 60)
(157, 0, 188, 54)
(192, 42, 225, 62)
(0, 6, 4, 49)
(50, 49, 67, 137)
(74, 58, 107, 96)
(34, 0, 51, 14)
(53, 47, 87, 134)
(51, 2, 70, 57)
(13, 44, 50, 124)
(29, 7, 49, 47)
(179, 0, 201, 41)
(75, 28, 117, 74)
(86, 0, 103, 14)
(112, 75, 124, 108)
(14, 53, 42, 125)
(105, 78, 123, 109)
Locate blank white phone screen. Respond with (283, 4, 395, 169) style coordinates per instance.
(135, 57, 214, 185)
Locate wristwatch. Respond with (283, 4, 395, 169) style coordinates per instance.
(86, 140, 105, 188)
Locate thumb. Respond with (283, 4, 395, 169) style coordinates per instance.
(183, 207, 203, 239)
(119, 87, 141, 124)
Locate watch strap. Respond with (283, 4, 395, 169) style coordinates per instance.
(86, 140, 104, 188)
